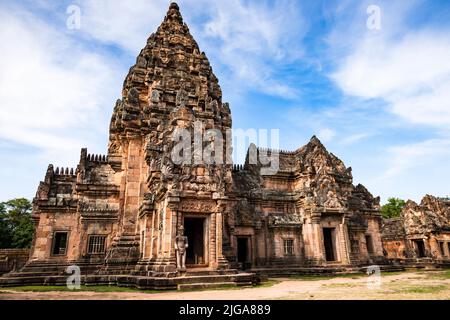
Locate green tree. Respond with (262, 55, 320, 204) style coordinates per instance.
(0, 202, 13, 248)
(381, 197, 406, 219)
(0, 198, 34, 248)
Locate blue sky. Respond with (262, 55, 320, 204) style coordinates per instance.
(1, 0, 450, 203)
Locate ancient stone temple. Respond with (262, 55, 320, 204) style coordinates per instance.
(0, 3, 386, 288)
(382, 195, 450, 263)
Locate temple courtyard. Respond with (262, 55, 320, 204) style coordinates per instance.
(0, 270, 449, 300)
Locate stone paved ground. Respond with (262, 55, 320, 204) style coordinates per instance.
(0, 271, 449, 300)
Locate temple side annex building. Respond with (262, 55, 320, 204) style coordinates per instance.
(382, 195, 450, 263)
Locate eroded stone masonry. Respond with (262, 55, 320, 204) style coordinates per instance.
(382, 196, 450, 262)
(3, 3, 447, 289)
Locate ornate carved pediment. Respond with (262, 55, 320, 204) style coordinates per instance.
(235, 200, 255, 225)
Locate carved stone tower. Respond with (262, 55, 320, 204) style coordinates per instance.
(106, 2, 232, 274)
(3, 2, 388, 290)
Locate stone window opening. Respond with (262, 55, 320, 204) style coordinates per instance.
(52, 232, 68, 256)
(283, 239, 294, 256)
(87, 235, 107, 255)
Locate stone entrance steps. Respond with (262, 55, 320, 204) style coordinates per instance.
(0, 259, 255, 290)
(184, 268, 239, 277)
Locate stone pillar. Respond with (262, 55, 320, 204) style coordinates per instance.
(339, 216, 351, 264)
(215, 212, 228, 269)
(303, 211, 324, 264)
(313, 215, 325, 263)
(215, 200, 230, 269)
(165, 196, 180, 267)
(120, 137, 145, 236)
(157, 207, 163, 257)
(149, 209, 156, 259)
(210, 213, 217, 267)
(164, 207, 176, 260)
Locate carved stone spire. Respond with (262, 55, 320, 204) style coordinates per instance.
(165, 2, 183, 24)
(109, 2, 229, 144)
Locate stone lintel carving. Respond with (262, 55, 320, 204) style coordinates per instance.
(178, 200, 216, 213)
(268, 213, 303, 228)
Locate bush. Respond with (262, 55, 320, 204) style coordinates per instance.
(0, 198, 34, 248)
(381, 197, 406, 219)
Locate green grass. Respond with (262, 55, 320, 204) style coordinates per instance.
(0, 285, 162, 294)
(178, 283, 240, 292)
(276, 274, 334, 281)
(380, 271, 407, 277)
(278, 273, 364, 281)
(422, 269, 450, 280)
(0, 280, 279, 294)
(323, 283, 365, 288)
(255, 279, 281, 288)
(392, 285, 448, 294)
(438, 269, 450, 279)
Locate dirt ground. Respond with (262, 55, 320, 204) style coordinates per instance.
(0, 271, 449, 300)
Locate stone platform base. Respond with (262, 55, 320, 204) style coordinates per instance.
(250, 264, 406, 278)
(389, 258, 450, 271)
(0, 270, 257, 291)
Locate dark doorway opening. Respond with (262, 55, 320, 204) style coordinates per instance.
(365, 235, 374, 254)
(414, 240, 426, 258)
(184, 217, 206, 266)
(439, 242, 445, 257)
(237, 237, 250, 270)
(323, 228, 336, 262)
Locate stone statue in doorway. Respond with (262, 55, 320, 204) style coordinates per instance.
(175, 225, 188, 271)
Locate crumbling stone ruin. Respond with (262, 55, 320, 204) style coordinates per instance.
(0, 249, 29, 275)
(0, 3, 387, 288)
(382, 195, 450, 263)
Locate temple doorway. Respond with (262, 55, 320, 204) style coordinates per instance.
(237, 237, 250, 269)
(414, 240, 426, 258)
(184, 217, 206, 266)
(323, 228, 336, 262)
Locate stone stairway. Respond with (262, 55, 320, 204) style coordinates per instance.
(0, 265, 258, 290)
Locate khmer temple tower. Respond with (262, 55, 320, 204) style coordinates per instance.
(0, 3, 387, 288)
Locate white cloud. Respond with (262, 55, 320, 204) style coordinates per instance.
(67, 0, 306, 99)
(199, 0, 305, 98)
(339, 133, 372, 146)
(0, 5, 121, 162)
(79, 0, 167, 52)
(317, 128, 336, 143)
(381, 138, 450, 179)
(328, 1, 450, 192)
(331, 28, 450, 127)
